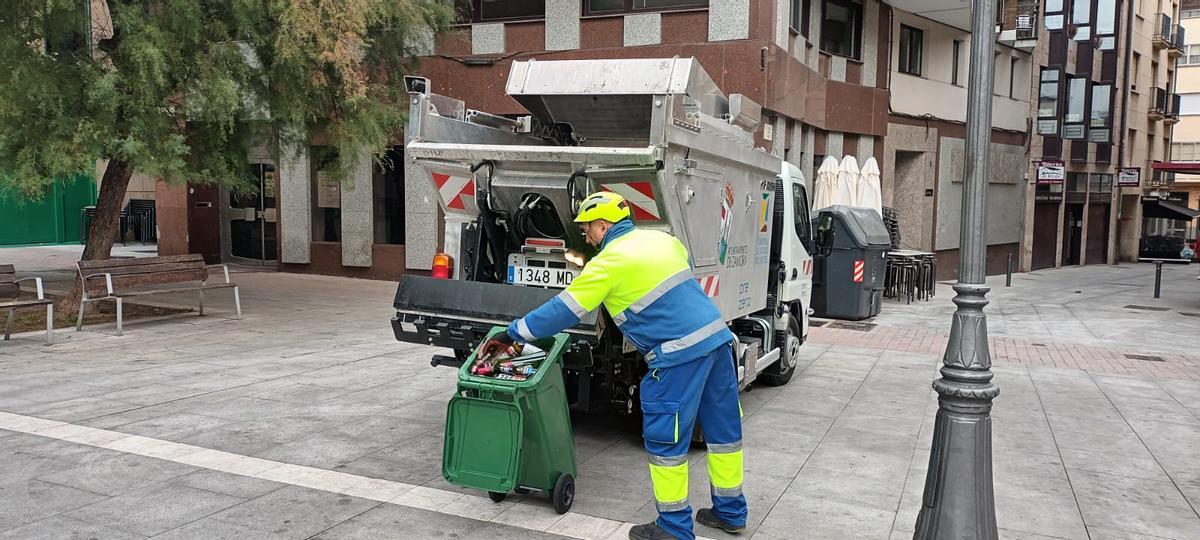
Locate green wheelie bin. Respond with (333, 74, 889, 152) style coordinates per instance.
(442, 327, 577, 513)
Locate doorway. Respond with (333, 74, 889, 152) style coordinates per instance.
(1062, 204, 1084, 266)
(1031, 202, 1059, 270)
(225, 163, 278, 264)
(1085, 203, 1110, 264)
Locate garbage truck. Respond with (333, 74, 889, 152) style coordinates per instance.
(391, 57, 819, 414)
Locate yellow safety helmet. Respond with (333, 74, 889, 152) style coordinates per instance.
(574, 191, 631, 223)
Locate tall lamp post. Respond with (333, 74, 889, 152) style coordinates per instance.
(914, 0, 1000, 538)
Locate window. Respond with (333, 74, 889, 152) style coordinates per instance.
(793, 183, 812, 243)
(821, 0, 863, 60)
(1179, 93, 1200, 114)
(457, 0, 544, 22)
(1045, 14, 1064, 30)
(1090, 84, 1112, 127)
(951, 40, 962, 85)
(1065, 77, 1087, 123)
(1132, 53, 1141, 90)
(1071, 0, 1090, 25)
(791, 0, 811, 36)
(1045, 0, 1062, 11)
(584, 0, 708, 14)
(312, 148, 341, 243)
(1009, 58, 1018, 98)
(899, 25, 923, 76)
(1184, 9, 1200, 19)
(1184, 45, 1200, 65)
(1067, 172, 1088, 192)
(1096, 0, 1117, 35)
(1038, 69, 1060, 117)
(1089, 174, 1114, 193)
(373, 147, 405, 245)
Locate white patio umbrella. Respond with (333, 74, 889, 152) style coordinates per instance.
(836, 155, 859, 207)
(812, 156, 840, 210)
(857, 157, 884, 216)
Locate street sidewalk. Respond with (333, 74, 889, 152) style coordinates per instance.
(0, 252, 1197, 539)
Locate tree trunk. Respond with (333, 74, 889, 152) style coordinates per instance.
(58, 159, 134, 314)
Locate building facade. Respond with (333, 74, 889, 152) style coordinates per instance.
(883, 2, 1035, 278)
(1161, 1, 1200, 256)
(1020, 0, 1182, 270)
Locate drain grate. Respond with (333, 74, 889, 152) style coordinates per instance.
(1124, 305, 1170, 312)
(1180, 312, 1200, 318)
(828, 321, 878, 332)
(1124, 353, 1166, 362)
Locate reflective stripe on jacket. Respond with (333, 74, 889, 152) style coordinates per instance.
(508, 220, 733, 368)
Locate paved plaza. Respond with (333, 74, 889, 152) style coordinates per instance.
(1, 246, 1199, 539)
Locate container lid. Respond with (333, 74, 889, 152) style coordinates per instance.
(820, 205, 892, 247)
(443, 395, 523, 493)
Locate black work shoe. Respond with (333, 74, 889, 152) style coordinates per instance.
(696, 508, 746, 534)
(628, 522, 677, 540)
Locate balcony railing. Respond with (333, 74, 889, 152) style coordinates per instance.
(1150, 88, 1169, 120)
(1153, 13, 1173, 49)
(1170, 25, 1186, 56)
(1166, 93, 1182, 124)
(997, 1, 1038, 49)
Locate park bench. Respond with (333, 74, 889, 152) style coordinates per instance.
(76, 254, 241, 336)
(2, 264, 54, 345)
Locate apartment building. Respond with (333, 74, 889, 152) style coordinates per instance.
(1158, 0, 1200, 257)
(883, 2, 1036, 278)
(1020, 0, 1182, 270)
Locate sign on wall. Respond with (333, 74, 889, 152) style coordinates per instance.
(316, 170, 340, 208)
(1036, 160, 1065, 184)
(1118, 168, 1140, 187)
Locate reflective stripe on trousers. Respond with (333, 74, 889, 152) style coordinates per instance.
(707, 441, 744, 498)
(648, 454, 690, 512)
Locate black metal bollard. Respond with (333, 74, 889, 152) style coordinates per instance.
(1006, 253, 1013, 287)
(1154, 261, 1163, 299)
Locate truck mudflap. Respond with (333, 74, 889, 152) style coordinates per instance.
(391, 275, 599, 360)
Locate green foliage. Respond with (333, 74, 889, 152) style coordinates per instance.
(0, 0, 451, 198)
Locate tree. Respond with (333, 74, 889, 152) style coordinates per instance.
(0, 0, 449, 311)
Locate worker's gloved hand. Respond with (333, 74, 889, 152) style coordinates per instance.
(478, 332, 517, 362)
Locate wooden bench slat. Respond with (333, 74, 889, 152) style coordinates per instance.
(84, 270, 209, 295)
(0, 283, 18, 299)
(78, 254, 204, 270)
(81, 262, 206, 278)
(112, 283, 236, 297)
(0, 299, 53, 309)
(0, 264, 14, 275)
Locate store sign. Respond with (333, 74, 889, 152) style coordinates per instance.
(1118, 168, 1140, 187)
(1037, 160, 1065, 184)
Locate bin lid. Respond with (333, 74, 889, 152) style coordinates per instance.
(443, 396, 522, 493)
(819, 205, 891, 247)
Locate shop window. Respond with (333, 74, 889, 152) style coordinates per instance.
(821, 0, 863, 60)
(457, 0, 544, 22)
(374, 147, 405, 245)
(584, 0, 708, 15)
(899, 25, 923, 76)
(312, 148, 341, 243)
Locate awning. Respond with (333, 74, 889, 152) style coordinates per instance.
(1151, 161, 1200, 172)
(1143, 199, 1200, 220)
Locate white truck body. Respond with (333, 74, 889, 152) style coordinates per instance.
(391, 58, 816, 411)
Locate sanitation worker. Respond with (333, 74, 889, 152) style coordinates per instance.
(480, 192, 747, 540)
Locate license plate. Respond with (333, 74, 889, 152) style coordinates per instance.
(508, 265, 576, 288)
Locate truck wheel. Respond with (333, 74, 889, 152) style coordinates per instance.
(758, 314, 800, 387)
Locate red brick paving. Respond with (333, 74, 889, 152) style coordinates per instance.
(808, 324, 1200, 381)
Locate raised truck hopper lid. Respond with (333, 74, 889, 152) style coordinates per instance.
(505, 57, 734, 142)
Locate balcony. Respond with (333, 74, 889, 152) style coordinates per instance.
(1150, 88, 1176, 121)
(997, 1, 1039, 51)
(1153, 14, 1174, 49)
(1166, 93, 1182, 124)
(1169, 25, 1187, 57)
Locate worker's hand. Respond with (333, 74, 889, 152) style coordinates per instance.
(478, 332, 517, 362)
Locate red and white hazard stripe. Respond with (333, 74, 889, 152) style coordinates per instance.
(696, 274, 720, 298)
(852, 259, 864, 283)
(432, 172, 475, 210)
(600, 182, 660, 221)
(802, 259, 813, 276)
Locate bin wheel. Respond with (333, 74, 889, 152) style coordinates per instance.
(488, 491, 507, 503)
(552, 473, 575, 514)
(514, 487, 531, 495)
